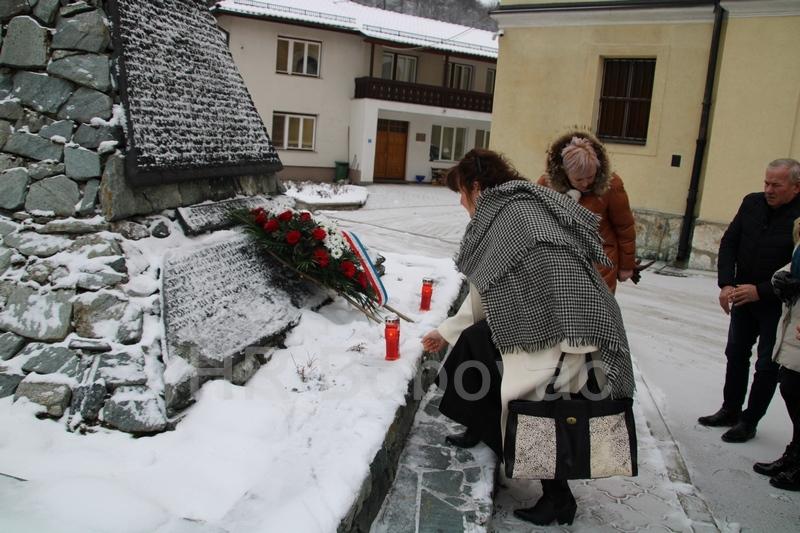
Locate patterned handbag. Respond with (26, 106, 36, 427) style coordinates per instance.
(504, 353, 638, 480)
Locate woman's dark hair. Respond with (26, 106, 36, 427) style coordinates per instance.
(445, 148, 523, 194)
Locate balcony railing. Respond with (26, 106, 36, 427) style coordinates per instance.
(354, 77, 493, 113)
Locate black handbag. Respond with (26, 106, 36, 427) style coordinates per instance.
(504, 353, 638, 480)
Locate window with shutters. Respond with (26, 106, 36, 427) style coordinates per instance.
(596, 58, 656, 145)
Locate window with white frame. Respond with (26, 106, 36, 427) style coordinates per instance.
(430, 125, 467, 162)
(448, 63, 472, 91)
(272, 112, 316, 150)
(381, 52, 417, 83)
(475, 129, 490, 149)
(276, 37, 321, 77)
(485, 68, 496, 94)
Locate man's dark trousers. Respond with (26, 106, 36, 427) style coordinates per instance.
(723, 299, 782, 425)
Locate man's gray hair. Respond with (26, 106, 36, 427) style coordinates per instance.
(769, 158, 800, 183)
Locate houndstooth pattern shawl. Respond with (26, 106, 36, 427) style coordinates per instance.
(455, 180, 635, 399)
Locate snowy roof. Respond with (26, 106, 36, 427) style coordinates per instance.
(215, 0, 498, 59)
(108, 0, 282, 186)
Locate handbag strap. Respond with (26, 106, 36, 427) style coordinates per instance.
(544, 352, 602, 396)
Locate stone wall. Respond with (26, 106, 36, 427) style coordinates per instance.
(633, 208, 726, 271)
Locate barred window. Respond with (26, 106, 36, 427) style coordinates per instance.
(597, 59, 655, 145)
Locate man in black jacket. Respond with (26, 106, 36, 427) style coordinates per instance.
(699, 158, 800, 442)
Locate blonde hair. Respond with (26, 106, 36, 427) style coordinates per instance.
(561, 136, 600, 179)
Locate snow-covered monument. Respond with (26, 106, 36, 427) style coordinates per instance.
(0, 0, 310, 434)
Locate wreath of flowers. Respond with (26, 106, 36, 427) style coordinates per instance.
(232, 207, 379, 314)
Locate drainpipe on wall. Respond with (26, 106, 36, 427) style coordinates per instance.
(676, 0, 725, 264)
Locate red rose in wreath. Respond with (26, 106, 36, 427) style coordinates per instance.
(285, 230, 302, 245)
(357, 271, 369, 289)
(312, 227, 327, 241)
(263, 219, 279, 233)
(254, 211, 268, 225)
(278, 210, 293, 222)
(299, 212, 312, 222)
(340, 260, 356, 279)
(312, 248, 329, 268)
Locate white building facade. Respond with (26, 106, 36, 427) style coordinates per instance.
(214, 0, 497, 183)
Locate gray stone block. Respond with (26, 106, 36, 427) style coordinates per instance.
(102, 386, 167, 434)
(39, 120, 74, 142)
(0, 119, 11, 148)
(164, 358, 198, 416)
(73, 123, 121, 149)
(0, 285, 74, 341)
(24, 259, 53, 284)
(14, 379, 72, 418)
(111, 220, 150, 241)
(33, 0, 60, 25)
(99, 153, 140, 220)
(60, 2, 96, 19)
(231, 354, 261, 386)
(0, 69, 12, 99)
(19, 343, 80, 375)
(36, 217, 109, 234)
(57, 86, 112, 122)
(15, 108, 52, 134)
(0, 370, 24, 398)
(4, 131, 64, 161)
(68, 338, 111, 352)
(27, 160, 65, 180)
(0, 218, 18, 236)
(70, 378, 106, 422)
(73, 291, 142, 344)
(96, 351, 147, 389)
(418, 489, 464, 533)
(77, 178, 99, 215)
(0, 167, 30, 210)
(47, 53, 110, 91)
(68, 233, 121, 257)
(0, 99, 23, 120)
(0, 1, 30, 21)
(0, 246, 12, 274)
(0, 331, 25, 360)
(64, 144, 100, 179)
(12, 71, 74, 114)
(52, 9, 111, 53)
(0, 154, 24, 173)
(25, 175, 79, 216)
(0, 16, 48, 68)
(3, 230, 71, 257)
(76, 269, 128, 291)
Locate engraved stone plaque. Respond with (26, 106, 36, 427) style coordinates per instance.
(162, 233, 322, 369)
(176, 195, 287, 235)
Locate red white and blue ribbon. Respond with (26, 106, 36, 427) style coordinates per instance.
(342, 230, 388, 307)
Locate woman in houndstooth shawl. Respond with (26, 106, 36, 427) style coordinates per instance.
(421, 148, 634, 526)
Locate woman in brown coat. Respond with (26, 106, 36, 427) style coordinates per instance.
(538, 131, 636, 293)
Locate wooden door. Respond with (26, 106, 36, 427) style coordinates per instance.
(374, 119, 408, 180)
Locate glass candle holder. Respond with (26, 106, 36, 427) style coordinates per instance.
(420, 277, 434, 311)
(385, 315, 400, 361)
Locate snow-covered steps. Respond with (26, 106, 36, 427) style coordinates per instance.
(371, 387, 497, 533)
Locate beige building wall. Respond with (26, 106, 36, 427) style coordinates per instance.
(698, 14, 800, 223)
(491, 21, 713, 216)
(216, 15, 365, 173)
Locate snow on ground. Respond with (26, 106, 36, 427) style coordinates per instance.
(1, 184, 799, 532)
(283, 181, 369, 207)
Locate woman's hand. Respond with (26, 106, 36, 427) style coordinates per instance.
(618, 269, 634, 282)
(422, 330, 448, 353)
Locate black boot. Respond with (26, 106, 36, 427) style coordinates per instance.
(514, 480, 577, 526)
(445, 427, 480, 448)
(770, 463, 800, 491)
(754, 444, 798, 476)
(698, 407, 740, 427)
(721, 420, 756, 443)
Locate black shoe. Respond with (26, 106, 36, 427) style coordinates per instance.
(769, 463, 800, 491)
(754, 445, 798, 476)
(514, 483, 577, 526)
(721, 421, 756, 443)
(445, 428, 480, 448)
(698, 407, 740, 427)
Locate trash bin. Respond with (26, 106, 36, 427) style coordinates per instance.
(334, 161, 349, 182)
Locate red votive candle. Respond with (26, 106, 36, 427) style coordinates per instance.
(420, 277, 434, 311)
(385, 315, 400, 361)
